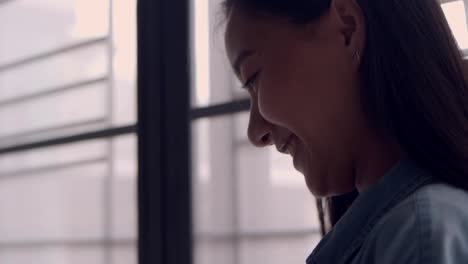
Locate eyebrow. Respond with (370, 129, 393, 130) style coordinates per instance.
(234, 49, 255, 77)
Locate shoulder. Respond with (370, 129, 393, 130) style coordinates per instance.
(359, 183, 468, 264)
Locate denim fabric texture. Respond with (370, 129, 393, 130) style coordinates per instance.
(306, 158, 468, 264)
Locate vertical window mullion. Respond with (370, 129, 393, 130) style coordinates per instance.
(137, 0, 192, 264)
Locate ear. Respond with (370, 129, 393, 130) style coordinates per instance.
(330, 0, 365, 64)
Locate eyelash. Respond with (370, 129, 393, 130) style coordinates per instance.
(242, 71, 261, 91)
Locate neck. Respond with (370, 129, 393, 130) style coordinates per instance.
(354, 133, 405, 193)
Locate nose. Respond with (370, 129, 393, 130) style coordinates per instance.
(247, 103, 274, 148)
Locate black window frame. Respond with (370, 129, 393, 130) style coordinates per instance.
(137, 0, 249, 262)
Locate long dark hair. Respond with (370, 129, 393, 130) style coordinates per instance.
(223, 0, 468, 235)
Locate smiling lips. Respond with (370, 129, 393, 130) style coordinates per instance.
(278, 134, 303, 171)
(279, 134, 295, 155)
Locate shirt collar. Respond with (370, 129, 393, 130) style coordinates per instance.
(307, 157, 433, 264)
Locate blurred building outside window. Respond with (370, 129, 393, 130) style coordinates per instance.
(0, 0, 137, 263)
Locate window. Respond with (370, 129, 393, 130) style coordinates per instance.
(441, 0, 468, 53)
(191, 0, 246, 108)
(0, 1, 137, 263)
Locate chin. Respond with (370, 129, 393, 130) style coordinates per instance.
(308, 188, 330, 198)
(307, 184, 351, 198)
(304, 174, 329, 198)
(304, 172, 355, 198)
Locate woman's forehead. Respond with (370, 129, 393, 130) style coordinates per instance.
(224, 9, 257, 66)
(225, 9, 287, 62)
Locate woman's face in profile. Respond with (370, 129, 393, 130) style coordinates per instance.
(225, 4, 370, 197)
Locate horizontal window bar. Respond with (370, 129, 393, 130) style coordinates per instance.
(0, 238, 135, 249)
(0, 124, 137, 155)
(0, 118, 108, 146)
(439, 0, 460, 3)
(190, 99, 250, 120)
(0, 99, 248, 155)
(0, 98, 251, 155)
(0, 76, 109, 107)
(0, 37, 109, 72)
(194, 228, 321, 242)
(0, 0, 14, 5)
(0, 157, 107, 179)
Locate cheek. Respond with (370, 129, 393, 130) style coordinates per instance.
(257, 44, 356, 131)
(255, 78, 294, 127)
(256, 43, 360, 194)
(255, 56, 308, 127)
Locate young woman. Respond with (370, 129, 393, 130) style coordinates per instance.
(222, 0, 468, 263)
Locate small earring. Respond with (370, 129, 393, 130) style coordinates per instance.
(353, 50, 361, 63)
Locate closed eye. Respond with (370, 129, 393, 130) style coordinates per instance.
(242, 70, 261, 91)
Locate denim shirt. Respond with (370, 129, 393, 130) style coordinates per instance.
(306, 158, 468, 264)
